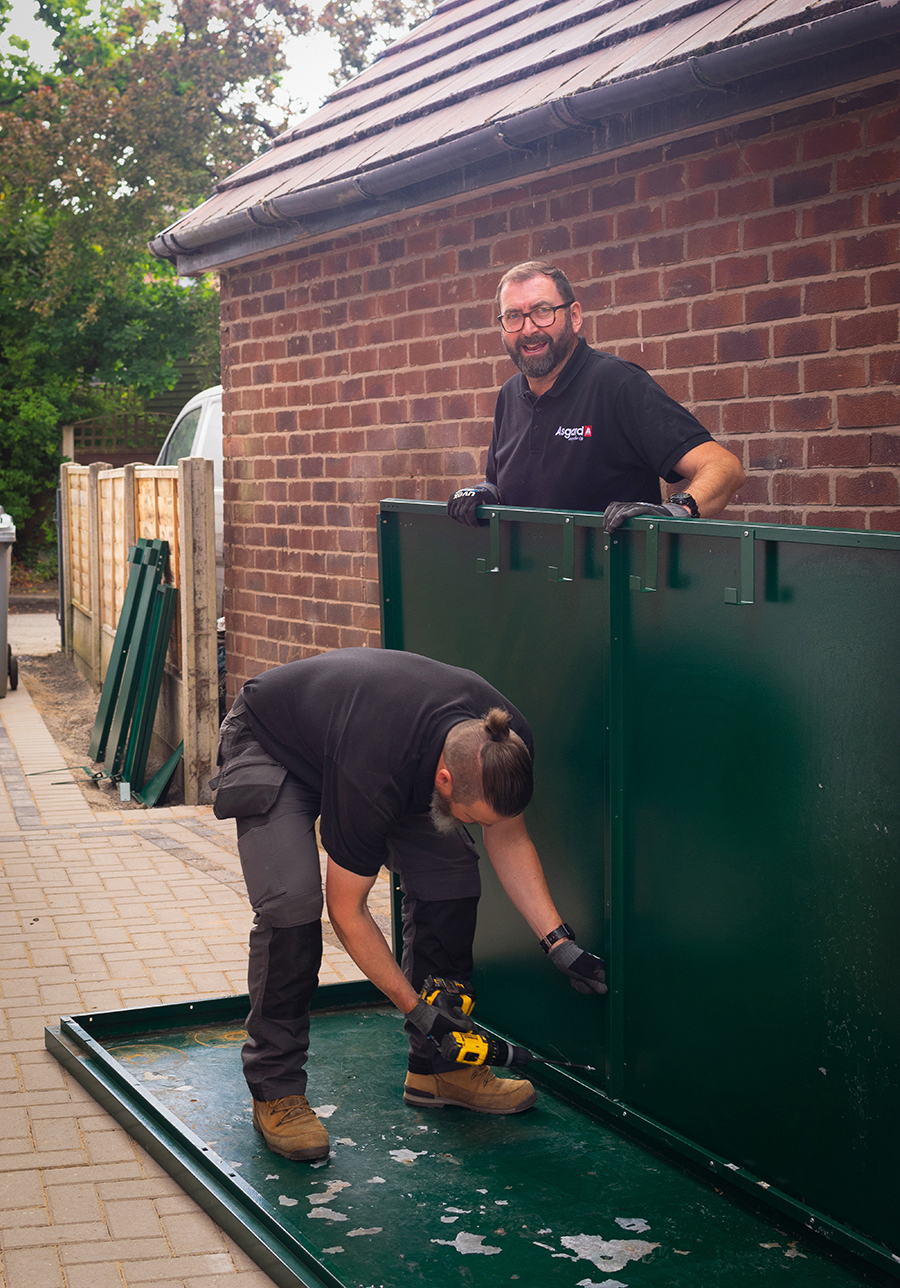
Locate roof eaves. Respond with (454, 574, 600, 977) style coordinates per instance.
(149, 0, 900, 267)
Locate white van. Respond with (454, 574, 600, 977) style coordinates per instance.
(155, 385, 224, 612)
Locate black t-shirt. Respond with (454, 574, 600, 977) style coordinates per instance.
(239, 648, 533, 878)
(486, 338, 712, 510)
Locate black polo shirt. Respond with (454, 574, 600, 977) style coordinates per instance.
(240, 648, 533, 878)
(486, 338, 712, 511)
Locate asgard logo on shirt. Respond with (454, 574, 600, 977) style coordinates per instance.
(555, 424, 593, 441)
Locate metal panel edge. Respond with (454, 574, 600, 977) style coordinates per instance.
(45, 1021, 345, 1288)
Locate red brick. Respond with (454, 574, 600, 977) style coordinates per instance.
(637, 234, 685, 267)
(722, 401, 771, 434)
(663, 264, 712, 298)
(747, 436, 805, 469)
(868, 188, 900, 228)
(591, 177, 636, 210)
(690, 225, 742, 270)
(617, 204, 664, 238)
(641, 302, 689, 335)
(835, 471, 900, 505)
(692, 364, 743, 400)
(804, 354, 867, 390)
(871, 350, 900, 385)
(868, 106, 900, 148)
(802, 119, 863, 161)
(807, 433, 871, 467)
(665, 190, 716, 228)
(719, 328, 769, 363)
(773, 397, 833, 431)
(871, 432, 900, 465)
(743, 135, 799, 172)
(837, 390, 900, 428)
(743, 210, 798, 249)
(617, 145, 663, 174)
(836, 229, 900, 270)
(867, 509, 900, 532)
(801, 196, 865, 238)
(804, 509, 867, 530)
(615, 340, 664, 368)
(716, 255, 769, 290)
(774, 165, 832, 207)
(804, 276, 866, 314)
(837, 149, 900, 193)
(835, 309, 899, 350)
(772, 241, 833, 281)
(638, 163, 685, 199)
(772, 472, 831, 504)
(686, 151, 742, 188)
(773, 319, 832, 357)
(614, 271, 661, 306)
(746, 286, 802, 323)
(595, 244, 635, 274)
(871, 269, 900, 306)
(666, 334, 716, 368)
(572, 214, 616, 247)
(748, 362, 801, 397)
(718, 178, 771, 216)
(691, 295, 744, 330)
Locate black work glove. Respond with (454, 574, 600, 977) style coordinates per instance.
(447, 482, 501, 527)
(601, 500, 690, 533)
(405, 998, 473, 1041)
(550, 941, 608, 995)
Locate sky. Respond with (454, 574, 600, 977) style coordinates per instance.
(1, 0, 341, 121)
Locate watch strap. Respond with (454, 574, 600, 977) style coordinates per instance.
(540, 922, 575, 954)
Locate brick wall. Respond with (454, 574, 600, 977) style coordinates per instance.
(220, 79, 900, 687)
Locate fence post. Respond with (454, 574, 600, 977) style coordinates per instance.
(87, 461, 110, 688)
(177, 457, 218, 805)
(59, 464, 74, 661)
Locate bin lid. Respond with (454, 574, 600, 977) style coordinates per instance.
(0, 509, 16, 542)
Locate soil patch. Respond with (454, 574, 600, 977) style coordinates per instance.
(17, 650, 184, 810)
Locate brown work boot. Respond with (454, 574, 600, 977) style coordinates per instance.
(403, 1064, 537, 1114)
(252, 1095, 330, 1160)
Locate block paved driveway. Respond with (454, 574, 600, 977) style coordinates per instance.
(0, 676, 389, 1288)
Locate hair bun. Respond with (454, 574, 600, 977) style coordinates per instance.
(483, 707, 510, 742)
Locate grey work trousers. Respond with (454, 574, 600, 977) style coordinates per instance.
(218, 704, 482, 1102)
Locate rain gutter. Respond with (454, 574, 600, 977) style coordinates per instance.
(149, 0, 900, 263)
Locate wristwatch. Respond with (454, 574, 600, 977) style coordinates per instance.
(540, 923, 575, 954)
(668, 491, 699, 517)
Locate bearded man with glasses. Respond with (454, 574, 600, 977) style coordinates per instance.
(448, 260, 745, 532)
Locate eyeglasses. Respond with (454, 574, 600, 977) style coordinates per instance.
(497, 301, 573, 333)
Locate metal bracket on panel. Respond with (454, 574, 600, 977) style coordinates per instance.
(476, 511, 501, 574)
(725, 529, 756, 605)
(548, 515, 575, 582)
(629, 523, 659, 592)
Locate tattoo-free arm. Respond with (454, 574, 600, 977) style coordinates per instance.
(670, 440, 745, 517)
(325, 858, 420, 1014)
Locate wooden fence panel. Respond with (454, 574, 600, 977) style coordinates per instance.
(59, 460, 216, 804)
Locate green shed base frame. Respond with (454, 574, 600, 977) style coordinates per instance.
(46, 988, 894, 1288)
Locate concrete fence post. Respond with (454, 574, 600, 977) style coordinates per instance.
(177, 457, 218, 805)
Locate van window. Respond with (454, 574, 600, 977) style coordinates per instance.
(158, 407, 202, 465)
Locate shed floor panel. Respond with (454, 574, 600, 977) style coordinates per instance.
(87, 1006, 874, 1288)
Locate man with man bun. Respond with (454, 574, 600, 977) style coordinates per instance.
(448, 259, 744, 529)
(212, 647, 605, 1162)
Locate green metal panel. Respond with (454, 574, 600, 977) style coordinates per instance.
(377, 500, 900, 1279)
(121, 581, 178, 793)
(102, 538, 169, 777)
(614, 519, 900, 1256)
(88, 540, 167, 762)
(379, 503, 610, 1085)
(45, 993, 881, 1288)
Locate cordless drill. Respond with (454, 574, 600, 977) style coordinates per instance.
(420, 976, 594, 1072)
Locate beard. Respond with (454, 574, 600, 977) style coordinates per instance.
(430, 787, 461, 836)
(503, 311, 576, 379)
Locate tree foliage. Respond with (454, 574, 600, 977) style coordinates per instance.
(0, 0, 431, 550)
